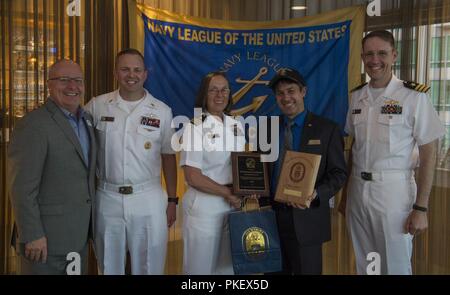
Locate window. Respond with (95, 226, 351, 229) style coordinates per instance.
(430, 36, 450, 68)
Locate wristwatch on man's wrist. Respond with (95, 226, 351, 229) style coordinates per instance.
(412, 204, 427, 212)
(168, 197, 179, 205)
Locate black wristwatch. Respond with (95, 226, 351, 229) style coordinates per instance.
(412, 204, 427, 212)
(168, 197, 179, 205)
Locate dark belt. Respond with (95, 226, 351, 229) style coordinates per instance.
(360, 172, 373, 181)
(271, 201, 291, 211)
(118, 186, 133, 194)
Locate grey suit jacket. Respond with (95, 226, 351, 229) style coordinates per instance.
(8, 99, 96, 256)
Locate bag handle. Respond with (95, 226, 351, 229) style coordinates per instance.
(242, 197, 260, 212)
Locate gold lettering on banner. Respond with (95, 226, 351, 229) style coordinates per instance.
(241, 32, 264, 46)
(246, 51, 282, 72)
(147, 21, 175, 38)
(308, 25, 347, 43)
(220, 53, 241, 72)
(266, 32, 306, 45)
(177, 28, 221, 44)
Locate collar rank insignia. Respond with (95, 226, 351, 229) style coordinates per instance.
(146, 103, 157, 110)
(141, 116, 160, 128)
(403, 81, 430, 93)
(100, 116, 115, 122)
(381, 100, 402, 114)
(190, 114, 207, 126)
(352, 109, 362, 114)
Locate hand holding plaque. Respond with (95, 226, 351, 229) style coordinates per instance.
(275, 151, 321, 207)
(231, 152, 270, 196)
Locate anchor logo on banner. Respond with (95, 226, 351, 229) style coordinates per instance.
(230, 67, 270, 116)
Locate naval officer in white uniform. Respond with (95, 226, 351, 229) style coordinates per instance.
(180, 72, 246, 275)
(85, 49, 178, 275)
(341, 30, 445, 274)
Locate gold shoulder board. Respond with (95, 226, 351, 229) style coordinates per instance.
(350, 82, 368, 92)
(403, 81, 430, 93)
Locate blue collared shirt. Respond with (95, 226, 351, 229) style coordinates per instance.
(271, 110, 307, 197)
(58, 106, 90, 166)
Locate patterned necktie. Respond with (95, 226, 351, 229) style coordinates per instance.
(276, 119, 294, 182)
(284, 119, 294, 151)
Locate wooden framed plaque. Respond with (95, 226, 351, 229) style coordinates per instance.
(275, 151, 321, 207)
(231, 152, 270, 196)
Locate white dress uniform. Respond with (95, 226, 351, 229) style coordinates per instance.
(345, 75, 445, 275)
(85, 89, 175, 275)
(180, 113, 246, 275)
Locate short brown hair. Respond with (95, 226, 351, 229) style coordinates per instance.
(194, 71, 232, 115)
(362, 30, 395, 49)
(115, 48, 145, 68)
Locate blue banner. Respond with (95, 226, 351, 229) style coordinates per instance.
(143, 15, 351, 130)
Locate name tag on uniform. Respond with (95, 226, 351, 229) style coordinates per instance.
(100, 116, 115, 122)
(308, 139, 321, 145)
(141, 116, 160, 128)
(352, 109, 361, 114)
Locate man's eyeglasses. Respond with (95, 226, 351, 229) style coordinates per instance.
(208, 87, 231, 96)
(48, 76, 84, 85)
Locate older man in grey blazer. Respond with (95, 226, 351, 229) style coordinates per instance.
(8, 59, 96, 275)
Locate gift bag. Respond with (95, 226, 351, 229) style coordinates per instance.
(228, 199, 282, 274)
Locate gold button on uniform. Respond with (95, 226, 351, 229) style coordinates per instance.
(144, 141, 152, 150)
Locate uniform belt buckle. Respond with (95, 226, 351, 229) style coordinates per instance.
(119, 186, 133, 194)
(361, 172, 373, 181)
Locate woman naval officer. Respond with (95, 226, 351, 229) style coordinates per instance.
(179, 72, 246, 275)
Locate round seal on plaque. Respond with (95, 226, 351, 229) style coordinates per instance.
(289, 162, 305, 182)
(245, 157, 256, 169)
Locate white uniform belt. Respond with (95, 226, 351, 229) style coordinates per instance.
(352, 169, 413, 181)
(98, 178, 161, 194)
